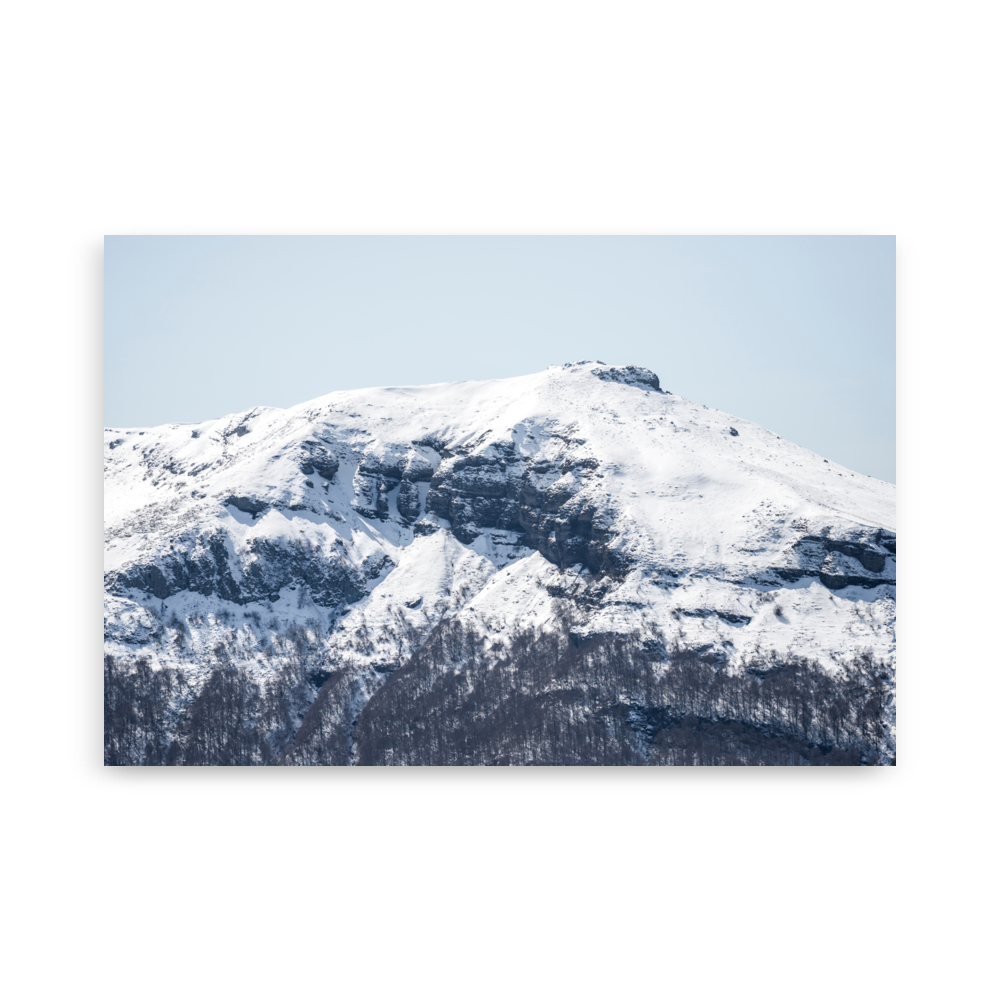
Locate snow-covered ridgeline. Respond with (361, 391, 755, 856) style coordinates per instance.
(104, 362, 895, 698)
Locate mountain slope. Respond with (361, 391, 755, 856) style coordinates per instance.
(104, 362, 896, 765)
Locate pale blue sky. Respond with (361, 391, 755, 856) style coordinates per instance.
(105, 236, 895, 482)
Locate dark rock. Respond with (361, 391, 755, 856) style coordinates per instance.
(778, 530, 896, 589)
(412, 436, 450, 460)
(353, 446, 436, 521)
(362, 552, 396, 580)
(413, 515, 444, 536)
(423, 437, 624, 576)
(358, 452, 406, 479)
(397, 480, 422, 522)
(771, 567, 896, 590)
(223, 495, 269, 517)
(376, 480, 392, 520)
(300, 442, 339, 480)
(452, 521, 481, 545)
(107, 529, 369, 609)
(717, 611, 751, 625)
(823, 538, 887, 574)
(351, 470, 381, 518)
(311, 455, 339, 480)
(591, 365, 664, 392)
(680, 608, 751, 625)
(403, 451, 436, 482)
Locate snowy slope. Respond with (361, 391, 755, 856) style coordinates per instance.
(104, 362, 895, 705)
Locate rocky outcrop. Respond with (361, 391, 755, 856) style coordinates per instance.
(298, 441, 339, 480)
(351, 465, 391, 520)
(767, 526, 896, 590)
(106, 529, 370, 608)
(681, 608, 753, 626)
(396, 480, 422, 522)
(591, 364, 664, 392)
(351, 443, 437, 521)
(877, 529, 896, 555)
(426, 442, 521, 539)
(224, 495, 270, 517)
(424, 440, 623, 575)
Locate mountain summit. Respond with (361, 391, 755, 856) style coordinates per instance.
(104, 362, 896, 765)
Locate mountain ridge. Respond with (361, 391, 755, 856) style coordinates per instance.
(104, 362, 896, 765)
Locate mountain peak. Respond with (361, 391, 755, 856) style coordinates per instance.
(104, 365, 895, 766)
(548, 359, 662, 391)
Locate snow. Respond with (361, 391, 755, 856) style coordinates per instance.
(104, 362, 895, 680)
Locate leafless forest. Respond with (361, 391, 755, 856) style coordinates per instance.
(105, 619, 894, 766)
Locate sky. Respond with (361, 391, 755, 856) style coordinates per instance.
(104, 236, 895, 482)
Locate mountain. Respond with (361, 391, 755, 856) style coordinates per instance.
(104, 362, 896, 766)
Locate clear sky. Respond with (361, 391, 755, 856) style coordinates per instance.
(104, 236, 895, 482)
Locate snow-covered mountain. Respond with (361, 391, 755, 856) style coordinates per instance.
(104, 362, 896, 766)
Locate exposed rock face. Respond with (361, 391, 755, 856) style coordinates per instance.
(350, 465, 384, 520)
(590, 364, 664, 392)
(396, 480, 422, 523)
(768, 524, 896, 591)
(680, 607, 753, 625)
(224, 495, 269, 517)
(425, 441, 620, 574)
(351, 443, 437, 520)
(107, 527, 371, 607)
(299, 441, 339, 480)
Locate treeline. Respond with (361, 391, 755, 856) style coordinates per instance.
(105, 656, 182, 766)
(104, 655, 314, 766)
(105, 623, 895, 766)
(346, 623, 894, 766)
